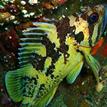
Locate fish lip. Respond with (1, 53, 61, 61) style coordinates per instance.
(102, 4, 107, 34)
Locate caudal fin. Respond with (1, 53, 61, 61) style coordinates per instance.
(5, 64, 37, 104)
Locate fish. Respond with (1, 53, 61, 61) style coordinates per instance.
(5, 4, 107, 107)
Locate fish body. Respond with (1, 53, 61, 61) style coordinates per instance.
(5, 5, 107, 107)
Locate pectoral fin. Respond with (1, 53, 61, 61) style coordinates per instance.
(66, 61, 84, 84)
(34, 87, 58, 107)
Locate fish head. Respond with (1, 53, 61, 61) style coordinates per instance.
(69, 4, 107, 47)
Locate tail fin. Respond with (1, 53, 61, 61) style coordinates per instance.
(5, 64, 38, 104)
(5, 69, 23, 102)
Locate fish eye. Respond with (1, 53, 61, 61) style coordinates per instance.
(88, 12, 99, 25)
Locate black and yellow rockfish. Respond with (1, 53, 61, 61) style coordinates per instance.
(5, 5, 107, 107)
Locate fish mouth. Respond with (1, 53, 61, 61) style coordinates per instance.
(102, 5, 107, 34)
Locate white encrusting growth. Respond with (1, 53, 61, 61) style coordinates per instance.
(21, 8, 35, 17)
(22, 10, 28, 14)
(28, 0, 38, 5)
(3, 0, 15, 3)
(29, 12, 35, 16)
(21, 0, 26, 5)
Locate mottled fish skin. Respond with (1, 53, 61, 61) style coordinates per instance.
(69, 5, 105, 47)
(5, 5, 107, 107)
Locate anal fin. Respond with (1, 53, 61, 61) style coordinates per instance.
(84, 54, 101, 83)
(79, 46, 101, 83)
(34, 87, 58, 107)
(66, 61, 84, 84)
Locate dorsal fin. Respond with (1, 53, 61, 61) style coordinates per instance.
(17, 22, 60, 67)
